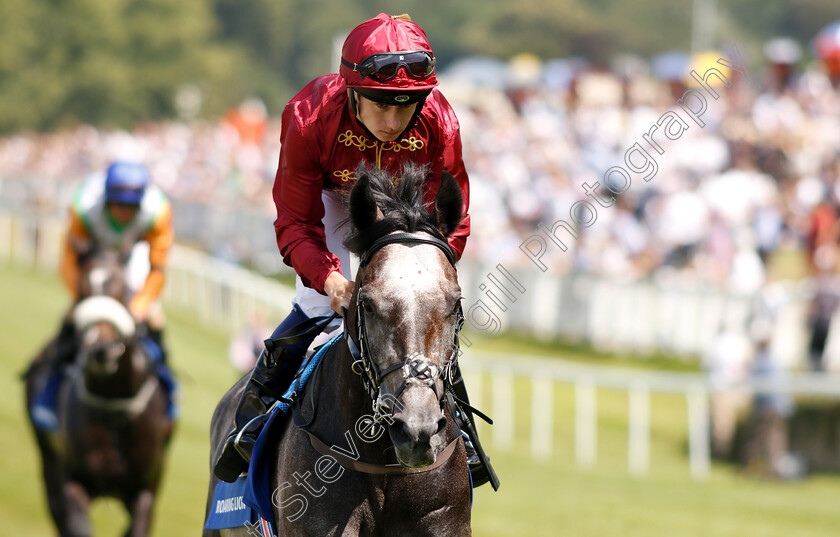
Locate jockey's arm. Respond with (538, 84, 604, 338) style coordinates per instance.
(130, 202, 174, 321)
(60, 210, 90, 301)
(273, 111, 343, 295)
(440, 104, 471, 261)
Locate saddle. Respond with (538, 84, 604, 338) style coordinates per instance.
(205, 335, 341, 533)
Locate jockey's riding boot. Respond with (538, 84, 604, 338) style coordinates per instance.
(214, 305, 326, 483)
(30, 319, 77, 431)
(449, 365, 501, 491)
(146, 326, 168, 364)
(53, 317, 78, 365)
(143, 325, 178, 419)
(214, 347, 302, 483)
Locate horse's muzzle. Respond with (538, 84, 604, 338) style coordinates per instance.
(388, 393, 447, 468)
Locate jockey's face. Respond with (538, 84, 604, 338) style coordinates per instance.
(106, 202, 140, 225)
(355, 95, 417, 142)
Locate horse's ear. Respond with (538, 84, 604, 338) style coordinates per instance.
(433, 172, 463, 238)
(349, 172, 384, 230)
(70, 236, 95, 260)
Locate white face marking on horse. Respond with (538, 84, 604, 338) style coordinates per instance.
(375, 243, 446, 318)
(83, 326, 100, 346)
(88, 267, 110, 295)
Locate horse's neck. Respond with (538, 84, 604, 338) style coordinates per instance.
(319, 344, 369, 422)
(315, 344, 398, 464)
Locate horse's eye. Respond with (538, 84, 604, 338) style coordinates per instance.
(361, 298, 375, 315)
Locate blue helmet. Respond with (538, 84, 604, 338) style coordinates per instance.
(104, 161, 151, 205)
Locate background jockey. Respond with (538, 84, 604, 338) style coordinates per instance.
(215, 13, 497, 489)
(29, 161, 174, 430)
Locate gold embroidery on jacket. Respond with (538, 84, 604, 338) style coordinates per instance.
(338, 131, 378, 151)
(333, 169, 356, 182)
(331, 169, 401, 186)
(337, 130, 425, 169)
(387, 136, 424, 152)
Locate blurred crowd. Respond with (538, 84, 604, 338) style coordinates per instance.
(0, 97, 281, 216)
(450, 40, 840, 292)
(2, 33, 840, 311)
(2, 38, 839, 293)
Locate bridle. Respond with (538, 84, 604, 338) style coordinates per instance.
(344, 232, 465, 425)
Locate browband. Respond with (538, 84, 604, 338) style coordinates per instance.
(359, 232, 456, 268)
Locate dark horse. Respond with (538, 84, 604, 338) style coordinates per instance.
(205, 164, 472, 536)
(24, 245, 174, 537)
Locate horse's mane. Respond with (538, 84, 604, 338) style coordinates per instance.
(343, 162, 447, 257)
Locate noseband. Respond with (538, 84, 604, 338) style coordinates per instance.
(345, 232, 465, 424)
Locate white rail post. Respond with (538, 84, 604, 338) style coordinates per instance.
(12, 214, 35, 267)
(174, 265, 189, 307)
(34, 217, 58, 271)
(198, 262, 212, 323)
(531, 374, 554, 459)
(212, 269, 226, 327)
(687, 385, 711, 480)
(628, 382, 650, 476)
(0, 211, 11, 261)
(575, 377, 597, 467)
(492, 367, 514, 451)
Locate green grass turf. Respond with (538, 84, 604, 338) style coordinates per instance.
(2, 262, 840, 536)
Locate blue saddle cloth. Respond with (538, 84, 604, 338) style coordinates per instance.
(204, 476, 275, 535)
(205, 334, 342, 532)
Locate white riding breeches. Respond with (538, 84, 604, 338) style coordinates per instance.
(292, 190, 359, 322)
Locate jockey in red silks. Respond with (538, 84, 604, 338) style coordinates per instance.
(215, 13, 496, 489)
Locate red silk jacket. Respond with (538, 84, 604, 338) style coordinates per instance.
(272, 74, 471, 294)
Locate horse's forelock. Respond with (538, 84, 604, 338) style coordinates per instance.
(344, 163, 443, 256)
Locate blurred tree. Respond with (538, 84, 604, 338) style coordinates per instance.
(213, 0, 365, 110)
(1, 0, 837, 133)
(726, 0, 840, 49)
(0, 0, 247, 132)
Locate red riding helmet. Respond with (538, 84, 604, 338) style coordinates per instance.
(340, 13, 438, 106)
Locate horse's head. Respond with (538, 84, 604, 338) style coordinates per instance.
(72, 295, 137, 379)
(344, 163, 464, 468)
(72, 237, 130, 303)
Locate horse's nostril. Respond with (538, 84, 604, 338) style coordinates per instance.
(390, 418, 412, 445)
(391, 415, 445, 447)
(436, 416, 447, 436)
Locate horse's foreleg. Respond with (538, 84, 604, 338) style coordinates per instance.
(61, 481, 92, 537)
(122, 489, 155, 537)
(35, 436, 69, 535)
